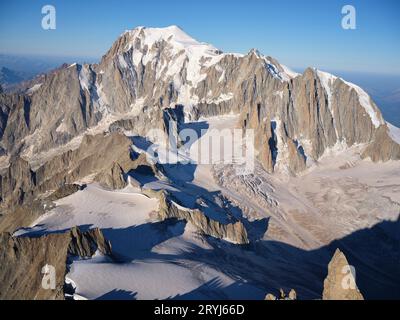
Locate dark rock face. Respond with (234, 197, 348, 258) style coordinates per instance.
(0, 184, 83, 233)
(0, 156, 35, 209)
(0, 227, 111, 300)
(0, 93, 31, 156)
(237, 67, 397, 173)
(46, 184, 85, 201)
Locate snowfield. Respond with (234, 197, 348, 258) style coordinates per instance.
(14, 183, 159, 235)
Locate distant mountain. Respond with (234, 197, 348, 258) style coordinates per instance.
(316, 70, 400, 127)
(0, 53, 98, 90)
(2, 63, 70, 95)
(0, 67, 25, 85)
(374, 93, 400, 128)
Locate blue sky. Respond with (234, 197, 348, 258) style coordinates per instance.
(0, 0, 399, 74)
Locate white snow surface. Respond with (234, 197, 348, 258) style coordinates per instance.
(78, 65, 90, 92)
(77, 64, 110, 115)
(55, 119, 68, 133)
(15, 178, 265, 300)
(26, 83, 42, 94)
(200, 92, 233, 105)
(387, 122, 400, 144)
(65, 226, 260, 300)
(280, 63, 300, 79)
(14, 183, 159, 235)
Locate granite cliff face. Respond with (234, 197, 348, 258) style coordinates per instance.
(156, 190, 249, 244)
(263, 248, 365, 300)
(0, 227, 111, 300)
(322, 249, 364, 300)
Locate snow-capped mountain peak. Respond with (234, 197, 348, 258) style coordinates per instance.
(125, 25, 217, 51)
(12, 25, 398, 176)
(114, 25, 224, 88)
(121, 25, 222, 63)
(112, 26, 303, 87)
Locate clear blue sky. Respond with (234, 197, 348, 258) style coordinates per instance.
(0, 0, 399, 74)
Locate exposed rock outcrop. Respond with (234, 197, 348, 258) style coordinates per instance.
(0, 199, 49, 233)
(0, 132, 136, 231)
(94, 162, 127, 190)
(265, 249, 365, 300)
(0, 227, 111, 300)
(265, 289, 297, 300)
(156, 191, 249, 244)
(265, 293, 277, 300)
(361, 124, 400, 161)
(46, 183, 85, 201)
(322, 248, 364, 300)
(0, 184, 84, 233)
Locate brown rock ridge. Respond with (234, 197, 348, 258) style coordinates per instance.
(322, 248, 364, 300)
(0, 132, 137, 231)
(0, 184, 82, 233)
(361, 125, 400, 161)
(0, 227, 111, 300)
(264, 248, 364, 300)
(155, 190, 249, 244)
(0, 64, 102, 157)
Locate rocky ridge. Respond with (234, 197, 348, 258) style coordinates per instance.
(156, 190, 249, 244)
(0, 226, 111, 300)
(0, 26, 398, 176)
(322, 248, 364, 300)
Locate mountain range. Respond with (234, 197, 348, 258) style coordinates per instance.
(0, 25, 399, 300)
